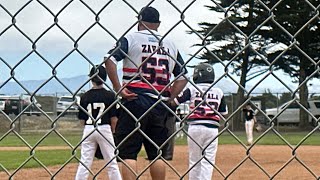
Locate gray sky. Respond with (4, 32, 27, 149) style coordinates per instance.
(0, 0, 316, 93)
(0, 0, 220, 79)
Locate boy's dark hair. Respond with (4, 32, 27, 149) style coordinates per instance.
(89, 65, 107, 85)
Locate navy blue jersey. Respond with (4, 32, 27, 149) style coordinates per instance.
(78, 88, 117, 125)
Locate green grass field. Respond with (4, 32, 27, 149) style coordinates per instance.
(0, 132, 82, 147)
(1, 131, 319, 147)
(0, 150, 80, 170)
(0, 131, 319, 171)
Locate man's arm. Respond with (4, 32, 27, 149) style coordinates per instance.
(104, 58, 137, 99)
(170, 79, 188, 101)
(105, 58, 121, 92)
(170, 51, 188, 100)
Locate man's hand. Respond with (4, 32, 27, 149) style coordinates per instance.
(105, 58, 137, 100)
(170, 79, 188, 101)
(165, 100, 177, 111)
(119, 87, 137, 100)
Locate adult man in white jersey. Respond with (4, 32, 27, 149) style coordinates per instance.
(104, 6, 188, 180)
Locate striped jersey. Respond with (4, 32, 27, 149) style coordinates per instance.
(174, 83, 228, 127)
(105, 30, 187, 99)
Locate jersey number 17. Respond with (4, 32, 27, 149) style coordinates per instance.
(85, 103, 105, 125)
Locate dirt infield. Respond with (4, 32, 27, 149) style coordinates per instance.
(0, 145, 319, 179)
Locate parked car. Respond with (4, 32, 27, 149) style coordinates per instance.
(0, 94, 42, 116)
(56, 96, 80, 116)
(265, 100, 320, 126)
(0, 95, 9, 112)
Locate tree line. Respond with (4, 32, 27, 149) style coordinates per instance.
(188, 0, 320, 129)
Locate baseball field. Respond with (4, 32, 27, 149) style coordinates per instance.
(0, 131, 319, 180)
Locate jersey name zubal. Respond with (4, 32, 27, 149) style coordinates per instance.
(175, 83, 228, 126)
(106, 30, 187, 98)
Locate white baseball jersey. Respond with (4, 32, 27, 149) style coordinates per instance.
(105, 30, 187, 99)
(174, 83, 228, 127)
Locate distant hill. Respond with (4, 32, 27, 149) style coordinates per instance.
(0, 75, 91, 95)
(0, 75, 240, 95)
(0, 73, 317, 96)
(0, 70, 122, 95)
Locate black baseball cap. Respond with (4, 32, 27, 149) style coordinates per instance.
(138, 6, 160, 23)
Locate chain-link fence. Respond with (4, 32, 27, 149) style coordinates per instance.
(1, 92, 319, 134)
(1, 0, 320, 179)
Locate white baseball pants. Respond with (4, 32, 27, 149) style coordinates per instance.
(75, 125, 122, 180)
(187, 125, 218, 180)
(245, 119, 254, 145)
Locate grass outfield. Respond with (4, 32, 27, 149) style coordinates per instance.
(0, 132, 82, 147)
(0, 131, 319, 147)
(217, 130, 320, 145)
(0, 131, 319, 170)
(0, 150, 80, 170)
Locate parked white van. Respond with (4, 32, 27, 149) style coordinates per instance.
(265, 100, 320, 126)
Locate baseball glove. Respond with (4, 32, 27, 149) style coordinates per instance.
(95, 145, 104, 159)
(255, 123, 263, 132)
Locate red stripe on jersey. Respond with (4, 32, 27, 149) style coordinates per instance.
(190, 106, 215, 111)
(123, 68, 138, 72)
(155, 69, 164, 73)
(189, 114, 220, 121)
(125, 82, 170, 91)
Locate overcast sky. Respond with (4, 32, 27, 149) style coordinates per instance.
(0, 0, 221, 79)
(0, 0, 316, 93)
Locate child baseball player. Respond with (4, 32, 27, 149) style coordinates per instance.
(170, 63, 228, 180)
(242, 103, 257, 146)
(75, 65, 122, 180)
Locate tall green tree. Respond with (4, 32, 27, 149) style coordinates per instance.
(279, 92, 293, 105)
(263, 0, 320, 128)
(190, 0, 319, 129)
(188, 1, 272, 129)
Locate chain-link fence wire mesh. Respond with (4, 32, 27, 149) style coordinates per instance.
(1, 92, 319, 133)
(0, 0, 320, 179)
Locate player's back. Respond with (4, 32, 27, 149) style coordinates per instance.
(188, 83, 227, 122)
(78, 88, 117, 126)
(122, 30, 179, 92)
